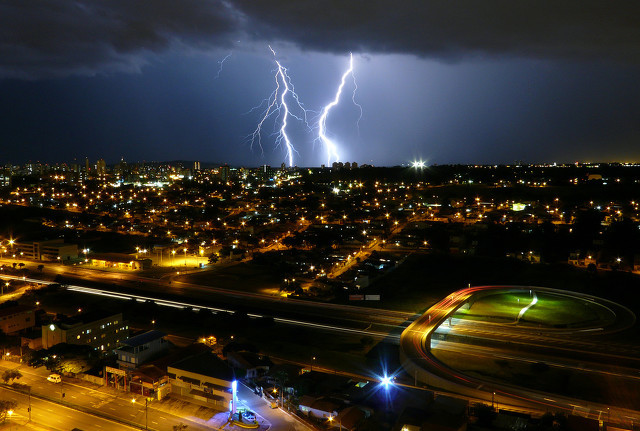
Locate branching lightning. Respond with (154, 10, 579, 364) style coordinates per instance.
(247, 46, 310, 167)
(317, 53, 361, 165)
(214, 52, 233, 79)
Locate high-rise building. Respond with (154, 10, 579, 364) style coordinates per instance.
(97, 159, 107, 177)
(219, 165, 230, 182)
(194, 161, 201, 171)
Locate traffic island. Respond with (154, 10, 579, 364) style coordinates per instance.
(228, 410, 260, 429)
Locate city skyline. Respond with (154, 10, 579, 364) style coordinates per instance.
(1, 2, 639, 167)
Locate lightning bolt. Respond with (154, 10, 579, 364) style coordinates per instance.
(317, 53, 360, 166)
(247, 46, 310, 167)
(214, 52, 232, 79)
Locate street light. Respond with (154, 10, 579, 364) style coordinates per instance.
(183, 247, 187, 266)
(132, 397, 148, 430)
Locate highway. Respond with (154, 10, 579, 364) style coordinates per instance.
(400, 285, 640, 428)
(1, 272, 410, 343)
(0, 256, 416, 340)
(434, 317, 640, 369)
(6, 261, 640, 427)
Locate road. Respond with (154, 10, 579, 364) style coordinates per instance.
(0, 260, 415, 342)
(236, 383, 313, 431)
(400, 285, 640, 428)
(0, 362, 225, 431)
(0, 385, 140, 431)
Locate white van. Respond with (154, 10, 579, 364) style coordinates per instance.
(47, 374, 61, 383)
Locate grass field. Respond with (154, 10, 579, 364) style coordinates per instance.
(454, 290, 616, 328)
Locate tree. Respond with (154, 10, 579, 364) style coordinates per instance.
(0, 400, 17, 423)
(173, 423, 188, 430)
(207, 253, 219, 265)
(1, 369, 21, 384)
(37, 264, 44, 272)
(17, 263, 24, 270)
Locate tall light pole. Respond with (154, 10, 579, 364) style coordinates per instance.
(132, 398, 148, 430)
(183, 247, 187, 267)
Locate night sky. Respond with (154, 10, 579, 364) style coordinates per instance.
(1, 1, 640, 167)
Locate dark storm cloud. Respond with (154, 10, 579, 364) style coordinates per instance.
(3, 0, 639, 79)
(232, 0, 640, 62)
(0, 0, 239, 78)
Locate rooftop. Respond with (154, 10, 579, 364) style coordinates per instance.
(122, 330, 166, 348)
(169, 351, 235, 382)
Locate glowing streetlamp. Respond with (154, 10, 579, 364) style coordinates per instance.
(132, 397, 148, 430)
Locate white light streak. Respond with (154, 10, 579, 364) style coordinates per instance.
(317, 53, 360, 165)
(247, 46, 310, 167)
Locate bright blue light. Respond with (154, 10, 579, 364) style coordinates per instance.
(380, 374, 393, 389)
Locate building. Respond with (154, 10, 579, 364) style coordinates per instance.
(168, 350, 235, 410)
(0, 305, 36, 335)
(13, 240, 78, 261)
(298, 395, 341, 420)
(226, 351, 272, 379)
(219, 165, 230, 182)
(89, 253, 151, 271)
(333, 406, 370, 431)
(96, 158, 107, 177)
(42, 311, 128, 351)
(115, 330, 170, 370)
(128, 364, 171, 400)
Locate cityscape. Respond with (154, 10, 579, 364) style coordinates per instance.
(2, 2, 640, 431)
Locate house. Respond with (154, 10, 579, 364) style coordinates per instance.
(115, 330, 170, 369)
(332, 406, 371, 431)
(298, 395, 341, 420)
(129, 364, 171, 400)
(168, 350, 235, 410)
(226, 351, 272, 379)
(42, 311, 128, 351)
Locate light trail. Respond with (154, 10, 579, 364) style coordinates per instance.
(3, 275, 395, 340)
(401, 285, 640, 427)
(66, 284, 395, 339)
(317, 53, 360, 165)
(516, 290, 538, 323)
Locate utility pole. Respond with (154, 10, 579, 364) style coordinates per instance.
(28, 386, 31, 422)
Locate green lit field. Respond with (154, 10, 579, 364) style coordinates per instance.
(454, 290, 616, 328)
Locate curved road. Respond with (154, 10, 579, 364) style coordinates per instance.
(400, 285, 640, 428)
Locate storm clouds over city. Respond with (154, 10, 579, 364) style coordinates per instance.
(1, 1, 639, 166)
